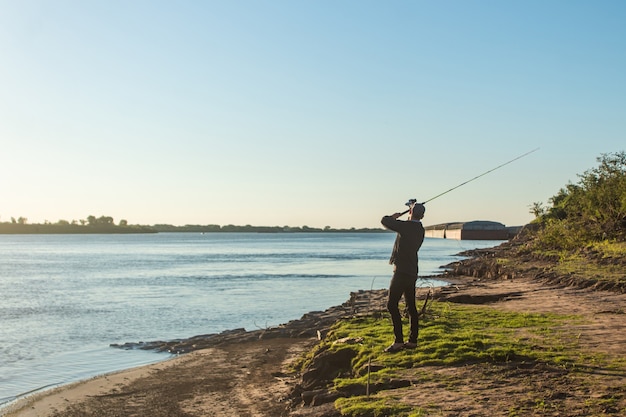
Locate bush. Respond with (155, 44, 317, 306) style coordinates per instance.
(534, 151, 626, 246)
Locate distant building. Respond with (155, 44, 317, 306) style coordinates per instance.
(424, 221, 521, 240)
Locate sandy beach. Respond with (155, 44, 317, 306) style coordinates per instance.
(4, 241, 626, 417)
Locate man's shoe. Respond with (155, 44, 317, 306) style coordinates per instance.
(403, 342, 418, 349)
(384, 342, 405, 353)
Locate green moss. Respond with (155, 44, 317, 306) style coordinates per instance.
(528, 240, 626, 285)
(335, 396, 419, 417)
(301, 301, 622, 416)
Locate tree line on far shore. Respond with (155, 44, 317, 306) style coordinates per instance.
(0, 215, 155, 234)
(0, 215, 385, 234)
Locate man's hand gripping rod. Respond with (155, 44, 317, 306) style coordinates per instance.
(399, 199, 419, 216)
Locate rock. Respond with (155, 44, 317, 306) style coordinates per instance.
(112, 289, 390, 354)
(332, 337, 363, 345)
(300, 347, 358, 390)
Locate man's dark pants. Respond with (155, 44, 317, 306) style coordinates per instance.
(387, 271, 419, 344)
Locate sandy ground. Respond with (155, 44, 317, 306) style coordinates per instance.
(4, 275, 626, 417)
(2, 336, 319, 417)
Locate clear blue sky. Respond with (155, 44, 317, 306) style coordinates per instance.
(1, 1, 624, 229)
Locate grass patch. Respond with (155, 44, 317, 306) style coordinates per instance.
(328, 302, 583, 371)
(335, 396, 418, 417)
(590, 240, 626, 257)
(528, 240, 626, 284)
(555, 254, 625, 282)
(297, 301, 620, 416)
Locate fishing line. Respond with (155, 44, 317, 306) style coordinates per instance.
(422, 147, 540, 205)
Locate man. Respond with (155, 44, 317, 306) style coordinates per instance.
(381, 203, 425, 353)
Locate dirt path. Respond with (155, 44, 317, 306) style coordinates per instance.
(420, 276, 626, 416)
(5, 276, 626, 417)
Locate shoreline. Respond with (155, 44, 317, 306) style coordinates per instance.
(4, 273, 626, 416)
(0, 256, 540, 413)
(0, 361, 179, 417)
(0, 352, 170, 413)
(0, 270, 449, 413)
(5, 231, 466, 413)
(2, 287, 392, 416)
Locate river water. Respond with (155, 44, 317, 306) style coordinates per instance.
(0, 232, 502, 407)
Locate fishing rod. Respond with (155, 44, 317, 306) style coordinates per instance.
(399, 147, 539, 215)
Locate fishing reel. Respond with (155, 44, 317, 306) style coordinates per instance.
(400, 199, 418, 215)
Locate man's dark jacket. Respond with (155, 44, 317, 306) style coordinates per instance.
(381, 216, 425, 276)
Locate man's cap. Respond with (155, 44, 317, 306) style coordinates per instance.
(412, 203, 426, 216)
